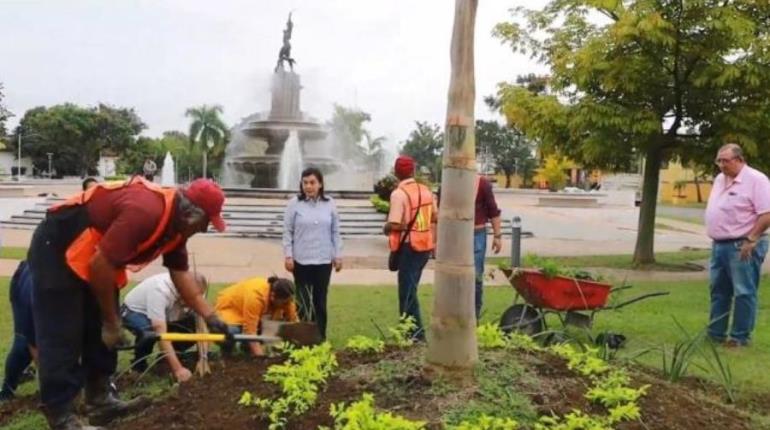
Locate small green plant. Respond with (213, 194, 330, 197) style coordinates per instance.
(477, 323, 507, 349)
(239, 342, 338, 430)
(585, 370, 649, 408)
(660, 319, 704, 382)
(346, 335, 386, 354)
(388, 315, 418, 347)
(535, 410, 610, 430)
(325, 393, 426, 430)
(506, 332, 541, 351)
(702, 337, 737, 403)
(370, 195, 391, 214)
(450, 414, 519, 430)
(550, 344, 609, 377)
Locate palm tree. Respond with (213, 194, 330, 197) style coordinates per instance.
(363, 131, 386, 176)
(185, 105, 228, 179)
(426, 0, 478, 373)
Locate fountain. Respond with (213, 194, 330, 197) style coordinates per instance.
(161, 151, 175, 186)
(222, 13, 341, 188)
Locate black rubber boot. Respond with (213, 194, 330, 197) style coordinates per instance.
(85, 375, 149, 426)
(44, 404, 104, 430)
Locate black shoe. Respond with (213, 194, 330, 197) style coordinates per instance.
(0, 390, 13, 403)
(85, 375, 150, 426)
(44, 405, 104, 430)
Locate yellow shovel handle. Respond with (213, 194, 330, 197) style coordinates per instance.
(158, 333, 226, 342)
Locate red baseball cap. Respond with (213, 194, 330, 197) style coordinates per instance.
(394, 155, 415, 178)
(183, 179, 226, 232)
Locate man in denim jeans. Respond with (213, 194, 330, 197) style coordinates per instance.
(121, 273, 207, 381)
(472, 175, 502, 321)
(384, 156, 438, 341)
(705, 143, 770, 347)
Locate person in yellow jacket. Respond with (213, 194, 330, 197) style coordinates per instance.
(214, 276, 298, 357)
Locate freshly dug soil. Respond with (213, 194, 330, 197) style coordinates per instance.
(0, 347, 759, 429)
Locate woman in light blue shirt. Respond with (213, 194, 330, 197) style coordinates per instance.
(282, 167, 342, 340)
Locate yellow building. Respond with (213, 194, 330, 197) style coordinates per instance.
(658, 161, 712, 204)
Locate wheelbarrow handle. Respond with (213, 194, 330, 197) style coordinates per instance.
(606, 291, 670, 310)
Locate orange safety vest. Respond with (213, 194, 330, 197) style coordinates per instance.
(389, 180, 435, 252)
(49, 176, 182, 288)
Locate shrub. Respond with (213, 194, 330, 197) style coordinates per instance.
(374, 174, 399, 200)
(326, 393, 426, 430)
(346, 335, 385, 354)
(370, 195, 390, 214)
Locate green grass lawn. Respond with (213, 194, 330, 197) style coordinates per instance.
(658, 214, 705, 225)
(2, 275, 770, 426)
(0, 247, 27, 260)
(488, 249, 711, 271)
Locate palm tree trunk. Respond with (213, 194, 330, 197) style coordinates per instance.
(202, 150, 208, 179)
(426, 0, 478, 372)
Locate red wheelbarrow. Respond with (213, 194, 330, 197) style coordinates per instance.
(499, 268, 669, 337)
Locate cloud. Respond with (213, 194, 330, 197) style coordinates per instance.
(0, 0, 547, 144)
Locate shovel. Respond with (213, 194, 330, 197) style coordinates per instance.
(127, 322, 322, 350)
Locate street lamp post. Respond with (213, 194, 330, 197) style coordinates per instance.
(47, 152, 53, 178)
(17, 134, 21, 181)
(16, 130, 41, 181)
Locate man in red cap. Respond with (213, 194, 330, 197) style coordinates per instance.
(27, 176, 231, 430)
(384, 155, 437, 341)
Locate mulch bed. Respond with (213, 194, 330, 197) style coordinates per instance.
(0, 347, 759, 429)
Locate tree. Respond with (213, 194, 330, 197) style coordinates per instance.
(535, 155, 572, 192)
(185, 105, 229, 179)
(0, 83, 11, 146)
(493, 1, 770, 265)
(11, 103, 145, 176)
(326, 104, 371, 161)
(426, 0, 478, 372)
(118, 131, 204, 181)
(400, 122, 444, 180)
(363, 131, 387, 176)
(475, 120, 536, 188)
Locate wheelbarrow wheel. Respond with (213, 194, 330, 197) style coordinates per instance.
(499, 304, 544, 336)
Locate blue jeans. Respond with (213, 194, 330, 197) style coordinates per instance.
(397, 245, 430, 340)
(708, 237, 769, 344)
(2, 261, 36, 397)
(121, 307, 196, 372)
(474, 228, 487, 321)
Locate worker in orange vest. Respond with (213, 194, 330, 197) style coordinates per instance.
(384, 155, 437, 341)
(26, 176, 231, 430)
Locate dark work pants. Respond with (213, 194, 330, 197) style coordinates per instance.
(121, 307, 196, 372)
(293, 263, 332, 340)
(27, 207, 118, 414)
(397, 246, 430, 341)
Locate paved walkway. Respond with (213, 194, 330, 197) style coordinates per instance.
(0, 185, 719, 285)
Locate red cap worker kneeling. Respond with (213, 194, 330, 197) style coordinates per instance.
(26, 176, 231, 430)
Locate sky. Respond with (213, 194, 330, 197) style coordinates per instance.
(0, 0, 546, 149)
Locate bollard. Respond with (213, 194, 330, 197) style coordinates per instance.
(511, 216, 522, 268)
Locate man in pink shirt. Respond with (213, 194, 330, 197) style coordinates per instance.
(705, 143, 770, 347)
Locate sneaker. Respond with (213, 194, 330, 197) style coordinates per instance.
(723, 338, 749, 348)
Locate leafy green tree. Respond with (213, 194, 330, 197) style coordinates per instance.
(493, 0, 770, 265)
(185, 105, 229, 179)
(326, 104, 371, 161)
(0, 83, 11, 147)
(118, 131, 203, 181)
(400, 121, 444, 180)
(11, 103, 144, 176)
(363, 131, 387, 175)
(476, 120, 536, 188)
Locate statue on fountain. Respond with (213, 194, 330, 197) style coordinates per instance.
(274, 13, 296, 72)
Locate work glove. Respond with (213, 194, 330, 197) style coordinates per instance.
(101, 321, 130, 350)
(204, 313, 232, 340)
